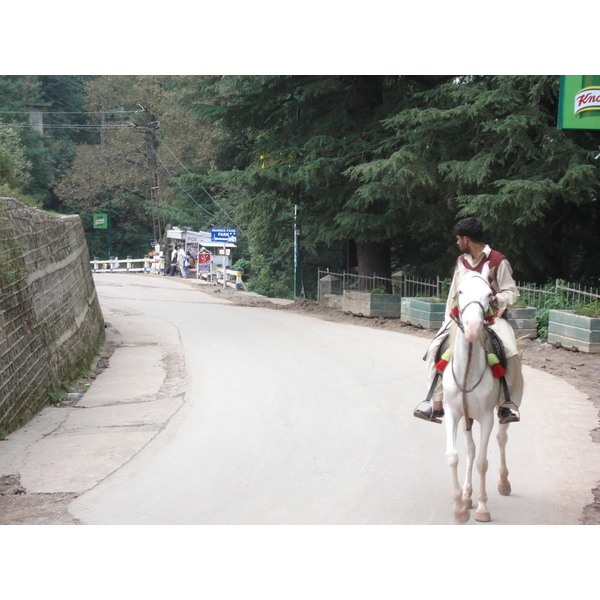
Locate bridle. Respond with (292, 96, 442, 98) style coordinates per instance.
(450, 276, 494, 431)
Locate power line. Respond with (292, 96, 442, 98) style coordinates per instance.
(148, 144, 217, 220)
(49, 75, 87, 93)
(156, 134, 239, 229)
(0, 122, 134, 129)
(0, 96, 240, 229)
(0, 110, 141, 114)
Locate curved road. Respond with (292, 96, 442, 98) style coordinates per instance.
(56, 274, 600, 524)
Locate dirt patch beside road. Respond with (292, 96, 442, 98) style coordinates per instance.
(0, 475, 80, 525)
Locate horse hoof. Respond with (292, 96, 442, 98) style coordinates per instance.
(475, 509, 491, 522)
(462, 497, 473, 510)
(454, 509, 470, 524)
(498, 481, 511, 496)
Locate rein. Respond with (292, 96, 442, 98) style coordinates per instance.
(451, 299, 488, 432)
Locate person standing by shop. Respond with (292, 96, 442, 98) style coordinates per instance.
(182, 251, 191, 279)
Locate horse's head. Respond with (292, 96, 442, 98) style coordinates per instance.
(456, 265, 493, 343)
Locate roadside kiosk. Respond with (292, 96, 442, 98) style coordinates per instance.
(166, 228, 237, 280)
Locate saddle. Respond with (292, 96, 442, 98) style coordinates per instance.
(425, 324, 514, 407)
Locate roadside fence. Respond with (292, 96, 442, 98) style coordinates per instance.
(90, 257, 246, 290)
(516, 280, 600, 310)
(317, 269, 443, 301)
(318, 269, 600, 310)
(91, 256, 165, 274)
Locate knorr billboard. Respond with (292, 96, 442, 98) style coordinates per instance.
(558, 76, 600, 129)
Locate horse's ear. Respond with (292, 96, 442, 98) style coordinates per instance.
(480, 261, 490, 281)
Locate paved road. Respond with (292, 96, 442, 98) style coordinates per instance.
(4, 273, 599, 525)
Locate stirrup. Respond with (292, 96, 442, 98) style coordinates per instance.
(413, 402, 444, 424)
(498, 405, 520, 424)
(500, 399, 519, 412)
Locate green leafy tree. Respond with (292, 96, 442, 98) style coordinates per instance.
(0, 127, 31, 189)
(0, 75, 98, 209)
(55, 75, 219, 258)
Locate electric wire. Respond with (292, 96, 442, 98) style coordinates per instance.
(156, 134, 239, 229)
(148, 144, 217, 219)
(0, 92, 240, 229)
(0, 122, 136, 129)
(0, 110, 141, 114)
(49, 75, 87, 93)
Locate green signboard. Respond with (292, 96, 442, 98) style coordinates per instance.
(93, 213, 108, 229)
(558, 75, 600, 129)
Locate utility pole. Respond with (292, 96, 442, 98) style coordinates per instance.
(134, 106, 163, 252)
(294, 202, 302, 298)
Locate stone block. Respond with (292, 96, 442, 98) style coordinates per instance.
(342, 291, 401, 318)
(400, 297, 445, 330)
(548, 309, 600, 353)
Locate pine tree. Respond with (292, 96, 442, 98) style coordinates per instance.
(183, 75, 452, 295)
(348, 75, 600, 282)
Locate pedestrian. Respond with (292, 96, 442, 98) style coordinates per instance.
(169, 245, 180, 276)
(177, 245, 186, 277)
(182, 251, 191, 279)
(413, 217, 523, 425)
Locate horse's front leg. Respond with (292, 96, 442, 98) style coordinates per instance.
(462, 426, 475, 510)
(474, 412, 494, 522)
(445, 410, 470, 523)
(497, 423, 511, 495)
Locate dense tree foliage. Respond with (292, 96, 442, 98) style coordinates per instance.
(0, 75, 97, 208)
(183, 75, 600, 290)
(349, 76, 600, 281)
(180, 75, 455, 294)
(2, 75, 600, 296)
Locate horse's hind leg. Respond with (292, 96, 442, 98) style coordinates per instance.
(497, 423, 511, 495)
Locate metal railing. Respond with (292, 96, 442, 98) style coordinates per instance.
(318, 269, 599, 310)
(516, 280, 600, 310)
(90, 258, 246, 289)
(91, 256, 165, 273)
(317, 269, 442, 300)
(402, 274, 443, 299)
(317, 270, 393, 298)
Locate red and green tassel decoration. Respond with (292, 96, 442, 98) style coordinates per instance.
(484, 306, 498, 323)
(436, 348, 453, 372)
(450, 298, 459, 320)
(487, 353, 506, 378)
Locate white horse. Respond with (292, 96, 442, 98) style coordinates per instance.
(441, 265, 512, 523)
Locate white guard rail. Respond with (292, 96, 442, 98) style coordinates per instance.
(91, 257, 165, 274)
(91, 258, 246, 289)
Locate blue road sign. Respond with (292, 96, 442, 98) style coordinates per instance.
(211, 228, 237, 242)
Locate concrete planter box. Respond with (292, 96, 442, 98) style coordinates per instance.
(400, 297, 446, 330)
(323, 294, 343, 310)
(342, 291, 401, 318)
(506, 307, 537, 339)
(547, 309, 600, 353)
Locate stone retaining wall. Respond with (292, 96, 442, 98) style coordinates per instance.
(0, 198, 105, 433)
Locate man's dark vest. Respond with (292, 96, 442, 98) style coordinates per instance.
(459, 249, 506, 293)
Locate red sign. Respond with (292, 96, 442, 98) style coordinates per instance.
(197, 252, 211, 270)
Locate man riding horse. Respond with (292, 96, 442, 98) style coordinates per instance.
(414, 217, 523, 425)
